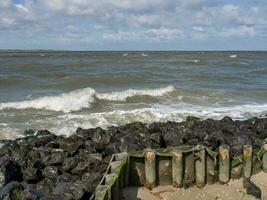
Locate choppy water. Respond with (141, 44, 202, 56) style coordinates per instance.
(0, 51, 266, 139)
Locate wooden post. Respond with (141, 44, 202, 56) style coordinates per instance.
(263, 143, 267, 173)
(172, 150, 183, 188)
(184, 152, 195, 186)
(243, 145, 252, 179)
(95, 185, 109, 200)
(105, 173, 119, 200)
(145, 150, 156, 189)
(195, 149, 206, 188)
(219, 145, 230, 184)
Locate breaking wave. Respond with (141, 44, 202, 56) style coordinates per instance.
(0, 86, 176, 113)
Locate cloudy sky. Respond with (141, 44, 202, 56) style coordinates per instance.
(0, 0, 267, 50)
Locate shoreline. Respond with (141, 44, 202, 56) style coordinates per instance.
(0, 116, 267, 199)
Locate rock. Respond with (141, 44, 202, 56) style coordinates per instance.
(48, 149, 66, 165)
(59, 138, 84, 155)
(42, 166, 58, 181)
(62, 157, 79, 172)
(40, 194, 71, 200)
(91, 128, 111, 151)
(35, 130, 57, 147)
(20, 189, 38, 200)
(23, 167, 40, 183)
(0, 181, 24, 200)
(163, 132, 181, 147)
(52, 181, 85, 200)
(0, 160, 23, 186)
(56, 173, 72, 183)
(71, 162, 88, 175)
(186, 116, 200, 122)
(243, 178, 261, 199)
(81, 172, 101, 193)
(23, 129, 35, 137)
(104, 143, 120, 156)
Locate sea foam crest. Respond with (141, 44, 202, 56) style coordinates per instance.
(96, 85, 175, 101)
(0, 86, 175, 112)
(0, 88, 96, 113)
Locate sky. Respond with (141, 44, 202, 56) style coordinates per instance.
(0, 0, 267, 50)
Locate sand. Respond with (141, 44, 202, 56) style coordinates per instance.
(123, 172, 267, 200)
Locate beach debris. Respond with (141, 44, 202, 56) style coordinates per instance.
(243, 178, 262, 199)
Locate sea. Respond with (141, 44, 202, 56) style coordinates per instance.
(0, 51, 266, 140)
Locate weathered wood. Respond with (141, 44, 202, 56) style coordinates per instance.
(172, 150, 183, 187)
(219, 145, 230, 184)
(157, 156, 172, 185)
(195, 149, 206, 188)
(263, 143, 267, 173)
(145, 151, 156, 189)
(206, 155, 218, 184)
(105, 174, 119, 200)
(95, 185, 109, 200)
(243, 145, 252, 178)
(129, 157, 145, 186)
(184, 152, 195, 186)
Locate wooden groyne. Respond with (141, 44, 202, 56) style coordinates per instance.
(91, 143, 267, 200)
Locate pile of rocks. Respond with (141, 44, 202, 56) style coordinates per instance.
(0, 116, 266, 199)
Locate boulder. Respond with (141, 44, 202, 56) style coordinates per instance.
(0, 181, 24, 200)
(42, 166, 58, 181)
(52, 181, 85, 200)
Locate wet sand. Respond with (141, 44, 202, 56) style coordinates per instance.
(123, 172, 267, 200)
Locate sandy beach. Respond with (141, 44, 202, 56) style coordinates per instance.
(124, 172, 267, 200)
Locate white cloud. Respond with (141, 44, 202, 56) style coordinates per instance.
(0, 0, 266, 47)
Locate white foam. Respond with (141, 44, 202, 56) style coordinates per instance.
(0, 86, 176, 112)
(96, 85, 176, 101)
(229, 54, 237, 58)
(0, 87, 96, 113)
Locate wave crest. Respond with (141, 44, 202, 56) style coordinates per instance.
(96, 85, 175, 101)
(0, 88, 96, 113)
(0, 86, 176, 112)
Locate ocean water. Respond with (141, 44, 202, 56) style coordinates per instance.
(0, 51, 266, 139)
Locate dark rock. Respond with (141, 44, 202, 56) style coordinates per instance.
(0, 160, 23, 186)
(48, 149, 66, 165)
(56, 173, 72, 182)
(71, 162, 88, 175)
(52, 181, 84, 200)
(81, 172, 101, 193)
(243, 178, 261, 199)
(0, 181, 24, 200)
(163, 132, 182, 147)
(23, 167, 40, 183)
(59, 138, 84, 155)
(62, 157, 79, 172)
(35, 130, 57, 147)
(42, 166, 58, 181)
(23, 129, 35, 137)
(20, 188, 38, 200)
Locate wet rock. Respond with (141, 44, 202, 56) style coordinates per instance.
(71, 162, 88, 175)
(23, 167, 41, 183)
(163, 132, 182, 147)
(62, 157, 79, 172)
(0, 181, 24, 200)
(56, 173, 72, 182)
(243, 178, 261, 199)
(48, 149, 66, 165)
(20, 188, 38, 200)
(89, 128, 111, 151)
(52, 181, 84, 200)
(0, 160, 23, 186)
(42, 166, 58, 181)
(59, 138, 84, 155)
(35, 130, 57, 147)
(81, 172, 101, 193)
